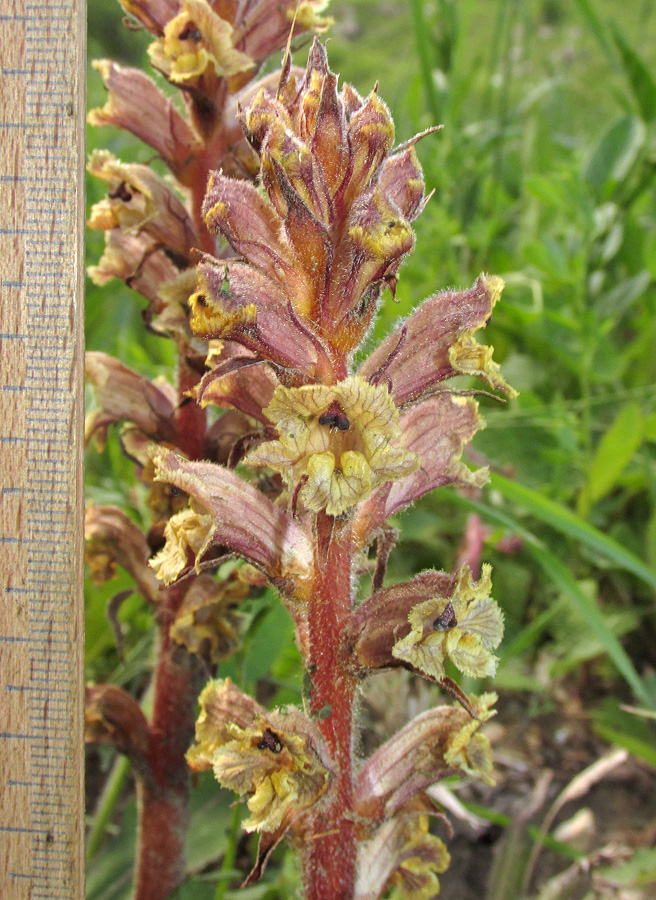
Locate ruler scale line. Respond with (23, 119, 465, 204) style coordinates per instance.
(0, 1, 84, 896)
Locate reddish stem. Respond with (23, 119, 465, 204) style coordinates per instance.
(175, 357, 207, 460)
(190, 138, 224, 257)
(132, 150, 215, 899)
(303, 514, 357, 900)
(133, 588, 204, 900)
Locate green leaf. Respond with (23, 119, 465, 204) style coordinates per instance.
(595, 847, 656, 886)
(593, 700, 656, 768)
(593, 725, 656, 769)
(579, 401, 644, 512)
(647, 507, 656, 570)
(584, 115, 646, 193)
(595, 270, 651, 319)
(523, 174, 572, 212)
(610, 23, 656, 121)
(523, 238, 572, 282)
(487, 473, 656, 594)
(408, 0, 442, 123)
(526, 544, 651, 707)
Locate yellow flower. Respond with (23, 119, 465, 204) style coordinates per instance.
(148, 0, 254, 86)
(392, 565, 504, 680)
(443, 693, 497, 785)
(355, 809, 450, 900)
(389, 815, 450, 900)
(187, 681, 330, 833)
(245, 376, 420, 517)
(213, 716, 329, 832)
(447, 275, 518, 398)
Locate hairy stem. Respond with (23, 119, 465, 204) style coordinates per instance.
(133, 159, 211, 897)
(133, 590, 204, 900)
(303, 514, 357, 900)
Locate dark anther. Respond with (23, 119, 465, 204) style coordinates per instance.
(433, 601, 457, 632)
(179, 23, 202, 42)
(257, 728, 283, 753)
(108, 181, 133, 202)
(318, 402, 350, 432)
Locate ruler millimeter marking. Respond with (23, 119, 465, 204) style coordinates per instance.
(0, 1, 85, 898)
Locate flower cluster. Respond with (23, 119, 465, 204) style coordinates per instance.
(86, 6, 514, 898)
(146, 39, 512, 898)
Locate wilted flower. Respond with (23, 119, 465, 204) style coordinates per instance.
(85, 684, 151, 778)
(355, 807, 450, 900)
(169, 571, 248, 663)
(85, 502, 162, 605)
(245, 376, 420, 516)
(150, 505, 216, 585)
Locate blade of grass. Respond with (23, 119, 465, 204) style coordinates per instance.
(499, 598, 566, 662)
(572, 0, 618, 68)
(433, 489, 654, 708)
(408, 0, 442, 123)
(609, 22, 656, 121)
(86, 754, 131, 864)
(214, 802, 243, 900)
(594, 723, 656, 769)
(489, 472, 656, 593)
(526, 543, 652, 708)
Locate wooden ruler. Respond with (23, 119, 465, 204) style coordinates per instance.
(0, 0, 85, 898)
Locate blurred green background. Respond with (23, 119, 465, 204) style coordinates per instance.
(86, 1, 656, 898)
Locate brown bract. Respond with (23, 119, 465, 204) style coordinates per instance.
(85, 352, 178, 449)
(88, 60, 201, 185)
(359, 274, 515, 407)
(85, 503, 162, 605)
(193, 38, 425, 378)
(150, 447, 313, 597)
(353, 394, 488, 545)
(354, 694, 497, 823)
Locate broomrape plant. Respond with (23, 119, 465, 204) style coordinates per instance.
(85, 3, 514, 899)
